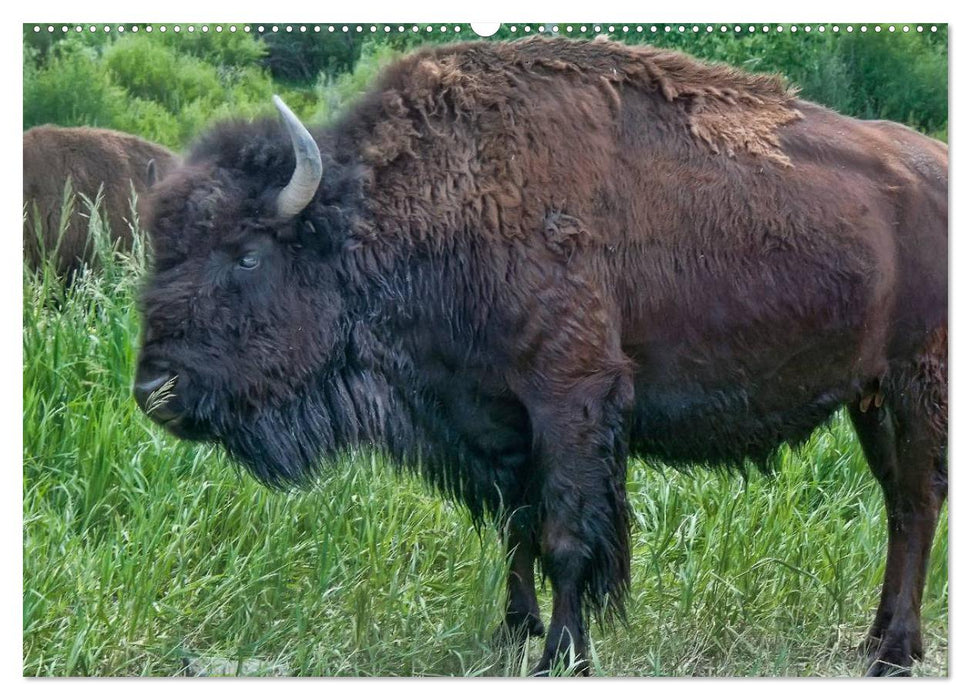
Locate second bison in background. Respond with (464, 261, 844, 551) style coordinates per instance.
(133, 37, 947, 676)
(23, 125, 179, 277)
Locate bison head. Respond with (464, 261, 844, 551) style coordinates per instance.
(134, 97, 368, 484)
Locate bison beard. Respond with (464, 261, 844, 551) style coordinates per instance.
(216, 370, 392, 488)
(135, 37, 947, 676)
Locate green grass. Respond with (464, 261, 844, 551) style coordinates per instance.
(22, 214, 948, 677)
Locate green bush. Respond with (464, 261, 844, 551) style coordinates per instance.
(111, 96, 183, 147)
(260, 29, 359, 83)
(23, 40, 125, 130)
(23, 24, 114, 66)
(24, 31, 286, 150)
(104, 37, 222, 112)
(221, 62, 272, 96)
(834, 31, 947, 132)
(154, 27, 267, 67)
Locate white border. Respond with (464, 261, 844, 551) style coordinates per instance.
(7, 1, 963, 697)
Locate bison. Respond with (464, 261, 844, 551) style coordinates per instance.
(133, 37, 947, 676)
(23, 125, 179, 277)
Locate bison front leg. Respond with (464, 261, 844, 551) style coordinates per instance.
(524, 372, 633, 676)
(499, 509, 545, 643)
(850, 328, 947, 677)
(493, 506, 544, 657)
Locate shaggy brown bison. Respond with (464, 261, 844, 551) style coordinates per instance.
(23, 125, 178, 276)
(134, 37, 947, 676)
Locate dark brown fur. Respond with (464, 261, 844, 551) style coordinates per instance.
(136, 37, 947, 676)
(23, 125, 179, 276)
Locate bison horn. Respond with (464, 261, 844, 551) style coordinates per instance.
(273, 95, 323, 219)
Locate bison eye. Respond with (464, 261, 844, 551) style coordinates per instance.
(238, 252, 260, 270)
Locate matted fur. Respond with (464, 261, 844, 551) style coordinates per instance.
(136, 37, 947, 675)
(23, 126, 179, 276)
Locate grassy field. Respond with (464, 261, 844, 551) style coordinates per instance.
(22, 215, 948, 677)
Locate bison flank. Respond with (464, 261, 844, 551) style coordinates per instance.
(23, 125, 179, 277)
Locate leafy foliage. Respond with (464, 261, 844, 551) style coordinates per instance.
(104, 37, 222, 112)
(258, 27, 359, 83)
(23, 40, 126, 130)
(24, 30, 276, 149)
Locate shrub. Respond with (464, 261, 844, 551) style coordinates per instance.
(216, 64, 276, 107)
(23, 40, 125, 130)
(104, 37, 222, 113)
(155, 27, 267, 67)
(24, 31, 289, 149)
(260, 29, 360, 83)
(111, 97, 183, 149)
(834, 31, 947, 132)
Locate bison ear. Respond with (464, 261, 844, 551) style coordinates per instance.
(146, 159, 158, 188)
(272, 217, 312, 244)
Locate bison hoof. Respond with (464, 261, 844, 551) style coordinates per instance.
(529, 657, 590, 677)
(493, 612, 545, 647)
(857, 633, 882, 658)
(865, 658, 913, 677)
(864, 636, 920, 677)
(530, 644, 590, 677)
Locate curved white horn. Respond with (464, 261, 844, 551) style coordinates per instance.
(273, 95, 323, 219)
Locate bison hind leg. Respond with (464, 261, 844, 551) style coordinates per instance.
(850, 327, 947, 677)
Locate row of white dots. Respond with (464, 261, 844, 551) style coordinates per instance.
(32, 24, 940, 35)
